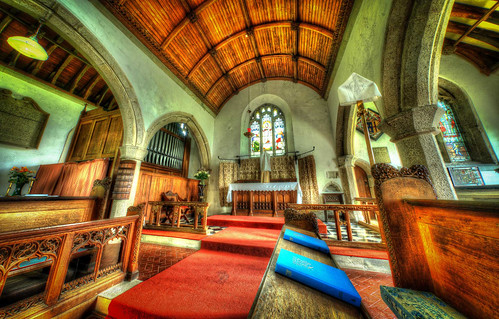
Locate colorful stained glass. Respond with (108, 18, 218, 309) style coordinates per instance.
(274, 117, 285, 155)
(262, 113, 273, 152)
(249, 104, 286, 157)
(251, 120, 260, 156)
(438, 100, 470, 162)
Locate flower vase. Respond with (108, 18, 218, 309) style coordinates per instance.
(12, 182, 26, 196)
(198, 181, 206, 202)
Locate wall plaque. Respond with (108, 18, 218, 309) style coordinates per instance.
(0, 89, 49, 148)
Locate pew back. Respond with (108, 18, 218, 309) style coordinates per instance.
(372, 163, 499, 319)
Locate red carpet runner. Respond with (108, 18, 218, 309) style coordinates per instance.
(107, 224, 281, 318)
(207, 215, 328, 234)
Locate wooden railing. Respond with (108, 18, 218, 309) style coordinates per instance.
(287, 203, 385, 249)
(147, 201, 209, 233)
(0, 213, 143, 318)
(354, 197, 380, 232)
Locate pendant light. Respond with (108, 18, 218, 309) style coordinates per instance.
(8, 22, 48, 61)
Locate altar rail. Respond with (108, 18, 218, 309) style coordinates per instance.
(147, 201, 209, 233)
(0, 213, 142, 319)
(287, 203, 386, 250)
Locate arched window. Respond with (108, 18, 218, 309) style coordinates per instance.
(249, 104, 286, 157)
(437, 99, 471, 162)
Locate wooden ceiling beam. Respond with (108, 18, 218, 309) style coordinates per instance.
(451, 3, 499, 26)
(447, 21, 499, 50)
(0, 15, 13, 34)
(31, 40, 60, 76)
(69, 64, 90, 93)
(292, 0, 299, 83)
(453, 2, 499, 48)
(97, 86, 110, 106)
(238, 0, 265, 81)
(82, 74, 101, 99)
(50, 54, 74, 84)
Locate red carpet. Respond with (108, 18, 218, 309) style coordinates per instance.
(201, 227, 280, 257)
(107, 250, 270, 319)
(329, 246, 389, 260)
(142, 228, 208, 241)
(107, 225, 280, 319)
(207, 215, 328, 234)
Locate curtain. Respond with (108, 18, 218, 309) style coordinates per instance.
(298, 155, 319, 204)
(238, 158, 259, 181)
(30, 163, 64, 194)
(271, 155, 296, 180)
(219, 161, 239, 207)
(53, 158, 109, 196)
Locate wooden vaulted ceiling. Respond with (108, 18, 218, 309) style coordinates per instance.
(0, 2, 118, 110)
(445, 0, 499, 75)
(100, 0, 354, 113)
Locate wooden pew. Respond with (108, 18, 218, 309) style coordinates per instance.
(372, 163, 499, 318)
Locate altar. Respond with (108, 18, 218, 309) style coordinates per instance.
(227, 182, 302, 216)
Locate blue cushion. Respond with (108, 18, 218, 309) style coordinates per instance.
(380, 286, 466, 319)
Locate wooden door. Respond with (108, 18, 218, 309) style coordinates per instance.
(354, 166, 371, 198)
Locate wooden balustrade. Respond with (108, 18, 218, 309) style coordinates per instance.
(354, 197, 381, 232)
(287, 203, 386, 249)
(147, 201, 209, 233)
(0, 213, 141, 318)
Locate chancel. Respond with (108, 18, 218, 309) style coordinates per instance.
(0, 0, 497, 318)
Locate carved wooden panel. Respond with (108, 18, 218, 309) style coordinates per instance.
(112, 161, 136, 200)
(0, 89, 49, 149)
(67, 108, 123, 162)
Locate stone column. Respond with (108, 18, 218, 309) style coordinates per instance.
(379, 105, 457, 199)
(109, 145, 148, 218)
(338, 155, 358, 204)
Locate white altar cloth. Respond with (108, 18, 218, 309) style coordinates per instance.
(227, 182, 302, 204)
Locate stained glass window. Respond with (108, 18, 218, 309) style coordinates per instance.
(249, 104, 286, 157)
(438, 99, 470, 162)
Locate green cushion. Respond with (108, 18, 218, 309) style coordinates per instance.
(380, 286, 466, 319)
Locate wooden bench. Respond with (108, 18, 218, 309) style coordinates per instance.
(372, 163, 499, 318)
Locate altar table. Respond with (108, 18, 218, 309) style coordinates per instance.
(227, 182, 302, 216)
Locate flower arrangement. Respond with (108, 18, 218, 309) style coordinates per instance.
(194, 169, 210, 182)
(9, 166, 35, 184)
(8, 166, 35, 196)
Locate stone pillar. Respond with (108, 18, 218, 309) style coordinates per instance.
(379, 105, 457, 199)
(109, 145, 148, 218)
(338, 155, 358, 204)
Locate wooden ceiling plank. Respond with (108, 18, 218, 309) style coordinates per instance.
(69, 64, 90, 94)
(299, 23, 334, 39)
(50, 54, 74, 84)
(31, 42, 59, 76)
(454, 2, 499, 48)
(83, 74, 102, 100)
(298, 56, 325, 71)
(237, 0, 252, 28)
(9, 52, 20, 67)
(178, 0, 192, 12)
(194, 0, 219, 16)
(238, 0, 264, 81)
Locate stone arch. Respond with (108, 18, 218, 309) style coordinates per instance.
(7, 0, 145, 148)
(145, 112, 211, 169)
(438, 77, 497, 164)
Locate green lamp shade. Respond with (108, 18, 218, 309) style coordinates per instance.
(7, 35, 48, 61)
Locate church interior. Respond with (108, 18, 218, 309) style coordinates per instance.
(0, 0, 497, 318)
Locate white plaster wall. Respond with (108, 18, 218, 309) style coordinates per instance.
(0, 70, 83, 194)
(59, 0, 215, 150)
(326, 0, 393, 149)
(439, 54, 499, 158)
(188, 137, 201, 179)
(208, 81, 337, 213)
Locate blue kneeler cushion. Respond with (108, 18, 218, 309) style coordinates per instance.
(380, 286, 466, 319)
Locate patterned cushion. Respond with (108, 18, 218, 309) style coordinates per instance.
(380, 286, 466, 319)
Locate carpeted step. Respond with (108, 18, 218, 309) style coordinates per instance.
(207, 215, 328, 233)
(201, 227, 281, 257)
(107, 250, 270, 319)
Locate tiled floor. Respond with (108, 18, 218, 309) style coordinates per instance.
(137, 243, 197, 281)
(321, 221, 383, 243)
(137, 242, 395, 318)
